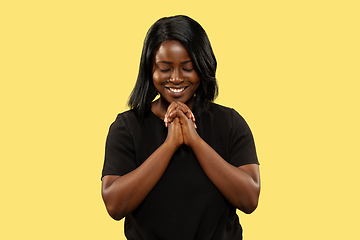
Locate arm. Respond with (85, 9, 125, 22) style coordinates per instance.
(190, 139, 260, 214)
(168, 104, 260, 213)
(101, 118, 183, 220)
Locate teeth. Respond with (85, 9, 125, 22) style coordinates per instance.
(169, 87, 185, 93)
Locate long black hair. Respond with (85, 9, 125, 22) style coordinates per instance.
(128, 15, 218, 119)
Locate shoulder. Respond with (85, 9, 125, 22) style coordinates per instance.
(110, 109, 140, 129)
(208, 102, 233, 113)
(107, 109, 141, 137)
(207, 102, 247, 125)
(114, 109, 138, 123)
(204, 103, 253, 139)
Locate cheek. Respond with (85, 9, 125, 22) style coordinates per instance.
(188, 73, 200, 86)
(193, 77, 201, 91)
(152, 72, 160, 85)
(184, 69, 199, 80)
(152, 71, 167, 84)
(152, 71, 158, 80)
(194, 81, 200, 91)
(152, 72, 165, 93)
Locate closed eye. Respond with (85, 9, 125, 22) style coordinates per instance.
(182, 68, 193, 72)
(160, 69, 171, 73)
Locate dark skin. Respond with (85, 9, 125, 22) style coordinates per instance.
(102, 40, 260, 220)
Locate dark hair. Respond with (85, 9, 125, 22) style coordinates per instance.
(128, 15, 218, 119)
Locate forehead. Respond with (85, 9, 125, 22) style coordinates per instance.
(154, 40, 191, 61)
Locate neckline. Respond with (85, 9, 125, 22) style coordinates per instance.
(150, 110, 165, 122)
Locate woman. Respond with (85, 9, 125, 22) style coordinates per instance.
(101, 15, 260, 239)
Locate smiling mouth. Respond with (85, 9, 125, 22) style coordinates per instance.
(166, 86, 189, 93)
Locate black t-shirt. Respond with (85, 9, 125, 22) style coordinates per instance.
(102, 103, 259, 240)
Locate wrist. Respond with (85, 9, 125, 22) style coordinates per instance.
(187, 135, 203, 149)
(164, 138, 181, 152)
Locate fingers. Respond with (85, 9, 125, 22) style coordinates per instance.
(166, 117, 183, 147)
(164, 102, 197, 129)
(177, 103, 195, 122)
(164, 102, 178, 127)
(177, 109, 197, 129)
(175, 102, 197, 129)
(181, 109, 196, 128)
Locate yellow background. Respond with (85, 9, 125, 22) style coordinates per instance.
(1, 0, 359, 239)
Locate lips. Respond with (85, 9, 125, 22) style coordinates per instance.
(169, 87, 185, 93)
(165, 86, 189, 94)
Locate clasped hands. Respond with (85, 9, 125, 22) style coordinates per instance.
(163, 101, 200, 148)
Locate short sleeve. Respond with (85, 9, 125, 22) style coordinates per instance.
(229, 109, 259, 167)
(101, 113, 137, 179)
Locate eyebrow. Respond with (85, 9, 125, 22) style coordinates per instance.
(157, 60, 192, 64)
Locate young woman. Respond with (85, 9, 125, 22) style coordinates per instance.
(101, 15, 260, 240)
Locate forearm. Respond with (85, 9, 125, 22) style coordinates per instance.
(190, 139, 260, 213)
(102, 141, 178, 220)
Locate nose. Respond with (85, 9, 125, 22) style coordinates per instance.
(169, 69, 184, 84)
(169, 77, 184, 84)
